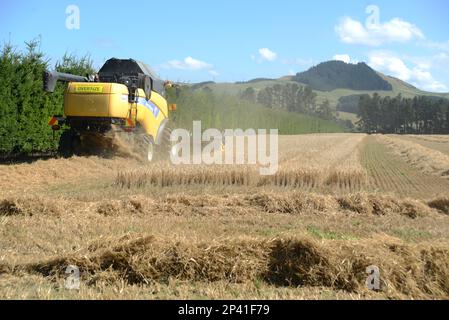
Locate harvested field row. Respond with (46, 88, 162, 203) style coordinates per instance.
(0, 156, 142, 197)
(361, 136, 449, 198)
(0, 135, 367, 197)
(1, 192, 447, 218)
(277, 134, 367, 190)
(279, 134, 365, 168)
(3, 234, 447, 299)
(399, 135, 449, 144)
(114, 165, 368, 191)
(111, 135, 368, 191)
(379, 135, 449, 177)
(394, 135, 449, 156)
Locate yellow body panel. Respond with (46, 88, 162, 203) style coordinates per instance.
(65, 83, 129, 118)
(135, 89, 167, 142)
(64, 82, 168, 143)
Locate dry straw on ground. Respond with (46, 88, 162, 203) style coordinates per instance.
(0, 192, 444, 219)
(8, 234, 448, 299)
(114, 166, 368, 190)
(114, 134, 368, 190)
(380, 135, 449, 177)
(2, 133, 449, 299)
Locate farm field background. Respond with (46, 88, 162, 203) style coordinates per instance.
(1, 133, 449, 299)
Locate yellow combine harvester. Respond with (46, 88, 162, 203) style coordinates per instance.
(44, 58, 176, 161)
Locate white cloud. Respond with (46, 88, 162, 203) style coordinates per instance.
(165, 56, 212, 70)
(335, 16, 424, 46)
(423, 40, 449, 53)
(368, 51, 447, 92)
(209, 70, 220, 77)
(333, 54, 351, 63)
(369, 53, 411, 80)
(436, 52, 449, 61)
(258, 48, 277, 62)
(402, 52, 449, 72)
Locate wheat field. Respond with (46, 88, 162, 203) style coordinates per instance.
(1, 133, 449, 299)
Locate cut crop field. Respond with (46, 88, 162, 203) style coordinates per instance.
(1, 134, 449, 300)
(393, 135, 449, 156)
(361, 136, 449, 198)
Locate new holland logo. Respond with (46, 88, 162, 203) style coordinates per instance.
(137, 97, 160, 117)
(74, 85, 104, 93)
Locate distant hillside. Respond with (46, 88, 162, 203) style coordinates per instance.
(293, 61, 393, 91)
(191, 81, 215, 90)
(193, 75, 448, 108)
(239, 78, 274, 84)
(189, 60, 449, 125)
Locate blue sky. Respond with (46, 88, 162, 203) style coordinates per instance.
(1, 0, 449, 91)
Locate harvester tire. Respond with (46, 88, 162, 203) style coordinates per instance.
(155, 122, 175, 161)
(58, 130, 80, 158)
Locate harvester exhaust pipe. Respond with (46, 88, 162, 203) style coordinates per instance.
(43, 70, 89, 93)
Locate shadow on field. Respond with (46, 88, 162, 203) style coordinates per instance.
(0, 153, 57, 165)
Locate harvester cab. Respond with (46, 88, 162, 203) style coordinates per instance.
(44, 58, 176, 161)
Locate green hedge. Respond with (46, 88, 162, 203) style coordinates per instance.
(0, 40, 94, 155)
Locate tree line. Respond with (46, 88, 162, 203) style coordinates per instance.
(357, 93, 449, 134)
(239, 83, 335, 120)
(173, 86, 344, 134)
(0, 39, 95, 156)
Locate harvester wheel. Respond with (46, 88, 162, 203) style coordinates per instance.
(155, 122, 175, 161)
(58, 130, 80, 158)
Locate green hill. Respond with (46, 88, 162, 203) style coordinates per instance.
(293, 61, 392, 91)
(194, 61, 449, 119)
